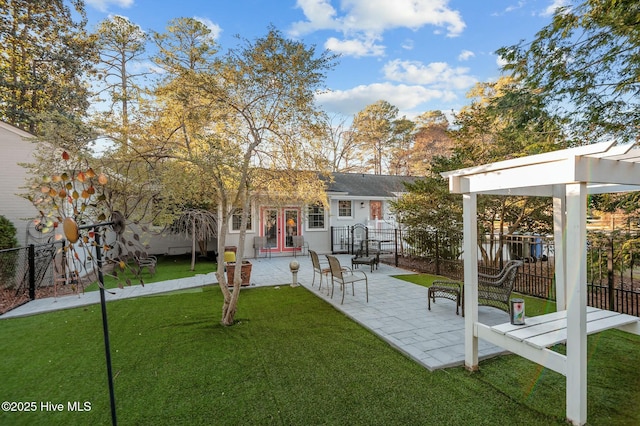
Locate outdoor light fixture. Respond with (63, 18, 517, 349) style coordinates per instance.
(360, 201, 365, 208)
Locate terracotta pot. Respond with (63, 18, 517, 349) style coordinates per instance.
(226, 261, 252, 286)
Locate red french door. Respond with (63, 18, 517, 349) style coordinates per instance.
(261, 207, 301, 254)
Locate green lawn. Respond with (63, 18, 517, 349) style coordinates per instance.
(1, 282, 640, 425)
(83, 254, 217, 292)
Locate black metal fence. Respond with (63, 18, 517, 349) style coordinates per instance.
(0, 241, 63, 314)
(331, 224, 397, 257)
(6, 227, 640, 316)
(585, 231, 640, 316)
(331, 225, 640, 316)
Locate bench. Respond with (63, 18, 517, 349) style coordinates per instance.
(351, 255, 379, 272)
(352, 239, 380, 272)
(428, 280, 463, 315)
(477, 307, 640, 375)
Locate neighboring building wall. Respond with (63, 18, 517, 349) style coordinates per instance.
(125, 222, 217, 257)
(148, 233, 217, 256)
(0, 122, 38, 247)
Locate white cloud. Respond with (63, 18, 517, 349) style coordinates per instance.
(401, 39, 414, 50)
(504, 1, 526, 14)
(315, 82, 454, 116)
(540, 0, 570, 17)
(496, 55, 510, 68)
(291, 0, 465, 37)
(290, 1, 466, 59)
(289, 0, 465, 56)
(458, 50, 475, 61)
(86, 0, 134, 13)
(193, 17, 222, 40)
(382, 59, 477, 90)
(324, 35, 384, 57)
(291, 0, 340, 34)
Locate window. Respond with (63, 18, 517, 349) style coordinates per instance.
(338, 200, 352, 218)
(307, 204, 325, 229)
(231, 209, 252, 231)
(370, 201, 382, 220)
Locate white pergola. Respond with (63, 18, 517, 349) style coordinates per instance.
(441, 141, 640, 425)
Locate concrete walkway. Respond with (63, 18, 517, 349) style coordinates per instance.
(1, 254, 509, 370)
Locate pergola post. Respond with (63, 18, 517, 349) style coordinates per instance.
(463, 192, 479, 370)
(565, 182, 588, 425)
(552, 185, 567, 310)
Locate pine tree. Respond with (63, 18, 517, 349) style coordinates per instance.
(0, 0, 96, 134)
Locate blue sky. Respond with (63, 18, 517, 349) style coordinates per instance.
(83, 0, 568, 119)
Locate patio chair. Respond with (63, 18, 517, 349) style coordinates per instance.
(292, 235, 309, 257)
(253, 236, 271, 258)
(326, 255, 368, 305)
(478, 260, 523, 313)
(478, 260, 522, 283)
(309, 250, 330, 291)
(136, 253, 157, 275)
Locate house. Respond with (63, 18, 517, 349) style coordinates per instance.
(0, 122, 39, 247)
(0, 121, 415, 258)
(225, 172, 416, 258)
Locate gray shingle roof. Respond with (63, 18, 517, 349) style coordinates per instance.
(326, 173, 415, 197)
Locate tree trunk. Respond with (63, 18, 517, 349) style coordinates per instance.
(215, 202, 246, 326)
(218, 261, 241, 325)
(221, 290, 238, 326)
(190, 219, 196, 271)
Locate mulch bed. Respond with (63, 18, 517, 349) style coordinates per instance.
(0, 283, 83, 316)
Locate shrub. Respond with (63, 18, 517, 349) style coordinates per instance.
(0, 215, 18, 249)
(0, 215, 18, 286)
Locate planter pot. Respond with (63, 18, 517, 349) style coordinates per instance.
(226, 261, 252, 286)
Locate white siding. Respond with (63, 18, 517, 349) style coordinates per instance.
(327, 196, 399, 228)
(0, 123, 38, 247)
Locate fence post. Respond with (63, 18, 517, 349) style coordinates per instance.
(350, 226, 354, 254)
(499, 233, 504, 270)
(28, 244, 36, 300)
(365, 226, 369, 256)
(435, 231, 440, 276)
(330, 227, 335, 254)
(608, 236, 615, 311)
(394, 228, 399, 267)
